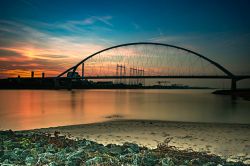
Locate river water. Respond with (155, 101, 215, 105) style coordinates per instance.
(0, 89, 249, 130)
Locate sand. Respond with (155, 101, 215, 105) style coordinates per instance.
(35, 120, 250, 163)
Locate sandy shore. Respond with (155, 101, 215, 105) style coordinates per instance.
(34, 120, 250, 163)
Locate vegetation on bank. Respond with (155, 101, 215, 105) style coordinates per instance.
(0, 130, 246, 166)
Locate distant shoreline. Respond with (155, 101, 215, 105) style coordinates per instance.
(0, 87, 213, 90)
(213, 89, 250, 101)
(0, 77, 212, 89)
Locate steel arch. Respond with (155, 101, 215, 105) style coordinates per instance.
(57, 42, 234, 78)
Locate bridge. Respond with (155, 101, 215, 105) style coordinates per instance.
(57, 42, 250, 90)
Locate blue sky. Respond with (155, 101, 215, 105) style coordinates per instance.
(0, 0, 249, 78)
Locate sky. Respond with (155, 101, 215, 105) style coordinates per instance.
(0, 0, 250, 80)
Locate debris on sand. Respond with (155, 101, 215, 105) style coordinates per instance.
(0, 130, 246, 165)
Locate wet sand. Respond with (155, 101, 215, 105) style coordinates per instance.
(34, 120, 250, 164)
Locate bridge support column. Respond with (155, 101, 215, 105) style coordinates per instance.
(231, 78, 237, 91)
(82, 63, 84, 79)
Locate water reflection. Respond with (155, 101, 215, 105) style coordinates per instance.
(71, 91, 76, 112)
(40, 91, 45, 114)
(0, 90, 249, 130)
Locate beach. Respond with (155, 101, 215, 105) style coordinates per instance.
(34, 120, 250, 164)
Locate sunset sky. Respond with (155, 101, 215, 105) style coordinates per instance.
(0, 0, 249, 78)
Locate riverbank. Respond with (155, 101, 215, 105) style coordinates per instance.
(33, 120, 250, 164)
(1, 129, 247, 165)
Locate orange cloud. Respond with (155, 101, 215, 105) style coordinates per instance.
(0, 42, 106, 78)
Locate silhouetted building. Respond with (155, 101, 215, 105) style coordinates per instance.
(31, 71, 34, 78)
(67, 72, 80, 78)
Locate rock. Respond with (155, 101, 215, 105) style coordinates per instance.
(56, 149, 68, 161)
(161, 157, 175, 166)
(30, 148, 39, 157)
(36, 146, 45, 153)
(132, 154, 142, 165)
(76, 139, 88, 147)
(48, 162, 58, 166)
(202, 162, 217, 166)
(237, 153, 246, 158)
(3, 159, 11, 164)
(3, 140, 15, 150)
(107, 144, 122, 155)
(190, 158, 201, 165)
(122, 142, 140, 154)
(20, 149, 30, 160)
(46, 144, 56, 153)
(0, 141, 4, 157)
(66, 149, 87, 165)
(85, 140, 92, 146)
(64, 146, 74, 153)
(1, 150, 11, 161)
(37, 152, 55, 164)
(85, 157, 103, 166)
(13, 148, 22, 156)
(97, 145, 109, 154)
(119, 153, 134, 163)
(0, 149, 3, 158)
(226, 158, 239, 163)
(48, 161, 58, 166)
(67, 149, 87, 160)
(141, 153, 158, 166)
(243, 159, 250, 165)
(20, 138, 31, 148)
(119, 153, 138, 165)
(9, 151, 20, 161)
(80, 141, 104, 153)
(25, 156, 36, 166)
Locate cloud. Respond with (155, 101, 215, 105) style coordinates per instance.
(82, 16, 113, 26)
(83, 18, 94, 25)
(0, 49, 22, 57)
(25, 16, 113, 34)
(149, 35, 182, 43)
(0, 20, 111, 77)
(0, 20, 108, 56)
(36, 54, 69, 59)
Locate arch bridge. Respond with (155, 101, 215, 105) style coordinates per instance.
(57, 42, 250, 90)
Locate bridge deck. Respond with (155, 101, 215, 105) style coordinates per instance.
(77, 75, 250, 80)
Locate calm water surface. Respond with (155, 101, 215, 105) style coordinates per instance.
(0, 89, 249, 130)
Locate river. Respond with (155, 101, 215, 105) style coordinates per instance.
(0, 89, 249, 130)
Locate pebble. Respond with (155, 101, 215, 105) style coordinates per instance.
(243, 159, 250, 165)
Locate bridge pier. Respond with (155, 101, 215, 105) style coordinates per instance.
(82, 63, 84, 79)
(231, 78, 237, 91)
